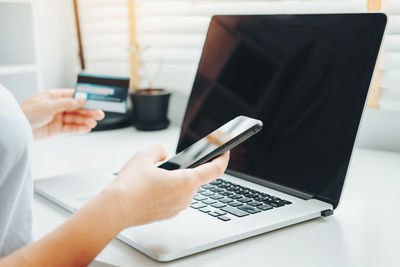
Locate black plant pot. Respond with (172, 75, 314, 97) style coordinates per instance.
(130, 89, 171, 131)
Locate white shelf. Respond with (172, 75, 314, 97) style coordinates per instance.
(0, 71, 39, 102)
(0, 1, 36, 66)
(0, 0, 41, 99)
(0, 64, 37, 75)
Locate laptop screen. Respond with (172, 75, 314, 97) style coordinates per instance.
(177, 14, 386, 208)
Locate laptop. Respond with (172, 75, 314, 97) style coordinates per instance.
(34, 14, 386, 261)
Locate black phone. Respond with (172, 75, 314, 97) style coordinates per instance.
(159, 116, 263, 170)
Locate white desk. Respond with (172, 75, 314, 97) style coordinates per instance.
(32, 127, 400, 267)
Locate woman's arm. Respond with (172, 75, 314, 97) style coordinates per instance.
(0, 145, 229, 267)
(1, 187, 124, 267)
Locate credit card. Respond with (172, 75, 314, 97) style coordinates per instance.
(74, 82, 128, 113)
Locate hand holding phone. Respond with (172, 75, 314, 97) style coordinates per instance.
(159, 116, 263, 170)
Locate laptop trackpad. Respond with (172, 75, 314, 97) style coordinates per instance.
(35, 170, 115, 201)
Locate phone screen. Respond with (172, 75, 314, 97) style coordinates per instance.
(159, 116, 262, 170)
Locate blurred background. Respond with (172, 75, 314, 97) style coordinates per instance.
(0, 0, 399, 151)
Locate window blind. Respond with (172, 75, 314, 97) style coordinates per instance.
(77, 0, 366, 97)
(77, 0, 130, 76)
(381, 0, 400, 110)
(134, 0, 366, 94)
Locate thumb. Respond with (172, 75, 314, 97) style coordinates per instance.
(51, 98, 85, 113)
(190, 151, 230, 185)
(136, 144, 168, 164)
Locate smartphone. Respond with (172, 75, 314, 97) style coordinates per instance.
(158, 116, 263, 170)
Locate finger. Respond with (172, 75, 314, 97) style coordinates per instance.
(136, 144, 168, 164)
(46, 89, 75, 99)
(189, 151, 230, 185)
(51, 98, 86, 113)
(72, 109, 105, 120)
(61, 124, 92, 134)
(63, 114, 97, 128)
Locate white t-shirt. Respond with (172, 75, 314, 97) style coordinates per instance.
(0, 85, 33, 257)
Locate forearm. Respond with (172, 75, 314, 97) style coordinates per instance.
(0, 187, 125, 267)
(0, 146, 229, 266)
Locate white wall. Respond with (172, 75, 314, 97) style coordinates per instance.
(356, 109, 400, 152)
(35, 0, 79, 90)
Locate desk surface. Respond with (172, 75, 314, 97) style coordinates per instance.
(32, 127, 400, 267)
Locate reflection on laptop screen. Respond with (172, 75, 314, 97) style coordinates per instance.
(177, 14, 386, 208)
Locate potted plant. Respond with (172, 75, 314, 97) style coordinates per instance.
(130, 45, 171, 131)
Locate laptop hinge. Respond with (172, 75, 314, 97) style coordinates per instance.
(226, 169, 313, 200)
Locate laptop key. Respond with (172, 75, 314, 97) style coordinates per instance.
(277, 200, 286, 206)
(203, 199, 217, 205)
(270, 201, 284, 207)
(248, 201, 263, 207)
(246, 193, 259, 198)
(219, 197, 233, 203)
(263, 199, 274, 204)
(284, 200, 292, 205)
(230, 194, 243, 200)
(218, 216, 231, 222)
(210, 188, 224, 193)
(238, 197, 252, 203)
(201, 191, 215, 197)
(202, 184, 215, 190)
(191, 202, 207, 209)
(208, 211, 221, 217)
(221, 206, 249, 217)
(194, 195, 208, 201)
(215, 210, 227, 216)
(199, 208, 211, 213)
(228, 201, 244, 207)
(219, 181, 228, 187)
(225, 187, 235, 192)
(209, 194, 224, 200)
(231, 185, 240, 190)
(238, 205, 261, 214)
(211, 202, 226, 208)
(219, 191, 230, 196)
(258, 204, 273, 211)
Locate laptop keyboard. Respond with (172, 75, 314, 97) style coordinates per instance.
(190, 178, 292, 222)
